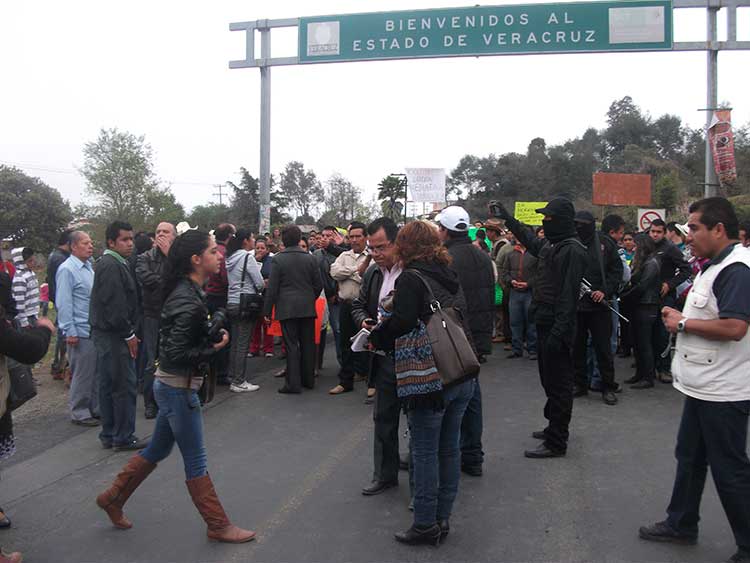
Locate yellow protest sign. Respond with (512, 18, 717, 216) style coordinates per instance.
(514, 202, 547, 226)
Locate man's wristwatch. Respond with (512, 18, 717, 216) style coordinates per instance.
(677, 319, 687, 333)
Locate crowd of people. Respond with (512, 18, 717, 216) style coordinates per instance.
(0, 195, 749, 562)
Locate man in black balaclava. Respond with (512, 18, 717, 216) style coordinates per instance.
(489, 198, 587, 458)
(572, 211, 623, 406)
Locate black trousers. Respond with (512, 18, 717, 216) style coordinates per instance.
(281, 317, 316, 392)
(337, 300, 368, 389)
(619, 300, 635, 354)
(206, 294, 229, 379)
(573, 309, 617, 392)
(632, 305, 659, 383)
(666, 397, 750, 551)
(536, 323, 574, 453)
(372, 354, 400, 483)
(460, 379, 484, 468)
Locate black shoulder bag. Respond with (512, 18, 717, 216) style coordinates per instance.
(408, 270, 480, 387)
(239, 253, 264, 320)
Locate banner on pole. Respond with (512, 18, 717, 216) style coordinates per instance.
(514, 202, 547, 226)
(405, 168, 446, 202)
(709, 110, 737, 186)
(637, 208, 665, 231)
(259, 204, 272, 235)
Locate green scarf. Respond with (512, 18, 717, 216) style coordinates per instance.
(103, 249, 128, 266)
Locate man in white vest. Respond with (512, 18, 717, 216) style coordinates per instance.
(639, 197, 750, 563)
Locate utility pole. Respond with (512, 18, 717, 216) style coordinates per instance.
(213, 183, 227, 206)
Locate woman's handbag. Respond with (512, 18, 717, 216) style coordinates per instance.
(238, 253, 264, 320)
(7, 358, 37, 412)
(408, 270, 480, 387)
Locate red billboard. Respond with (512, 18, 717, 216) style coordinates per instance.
(592, 173, 652, 206)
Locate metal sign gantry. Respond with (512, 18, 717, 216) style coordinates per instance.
(230, 1, 750, 230)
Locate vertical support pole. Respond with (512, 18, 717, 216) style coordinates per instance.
(259, 27, 272, 233)
(704, 6, 719, 198)
(403, 177, 408, 224)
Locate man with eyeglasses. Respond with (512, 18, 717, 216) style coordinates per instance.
(352, 217, 404, 496)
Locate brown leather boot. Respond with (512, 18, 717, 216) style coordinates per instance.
(0, 548, 23, 563)
(186, 474, 256, 543)
(96, 454, 156, 529)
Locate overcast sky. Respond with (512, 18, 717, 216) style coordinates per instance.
(1, 0, 748, 215)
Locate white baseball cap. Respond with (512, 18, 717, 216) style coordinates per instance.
(436, 206, 470, 232)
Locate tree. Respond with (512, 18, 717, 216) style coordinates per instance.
(187, 203, 230, 231)
(80, 128, 166, 226)
(278, 161, 323, 219)
(0, 166, 72, 253)
(323, 173, 370, 226)
(144, 185, 185, 226)
(226, 168, 260, 231)
(377, 175, 406, 222)
(603, 96, 654, 162)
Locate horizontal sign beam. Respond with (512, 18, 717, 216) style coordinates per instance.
(298, 1, 673, 64)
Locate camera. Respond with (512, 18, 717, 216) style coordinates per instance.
(488, 201, 503, 217)
(206, 308, 228, 344)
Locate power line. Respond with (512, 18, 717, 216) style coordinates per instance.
(0, 159, 224, 188)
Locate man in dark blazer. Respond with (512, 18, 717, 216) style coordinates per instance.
(264, 226, 323, 394)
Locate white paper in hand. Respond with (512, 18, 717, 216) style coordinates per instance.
(350, 328, 371, 352)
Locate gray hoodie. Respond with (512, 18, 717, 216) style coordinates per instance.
(225, 249, 264, 306)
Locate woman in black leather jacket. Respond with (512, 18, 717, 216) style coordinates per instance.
(96, 230, 255, 544)
(621, 235, 661, 389)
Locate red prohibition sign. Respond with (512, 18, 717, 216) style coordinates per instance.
(640, 210, 663, 231)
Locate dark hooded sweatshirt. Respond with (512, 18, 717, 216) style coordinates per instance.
(503, 198, 588, 345)
(369, 260, 471, 352)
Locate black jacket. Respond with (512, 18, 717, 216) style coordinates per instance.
(89, 253, 138, 339)
(444, 236, 495, 356)
(370, 261, 470, 352)
(136, 247, 168, 319)
(158, 279, 217, 376)
(577, 232, 624, 312)
(352, 264, 384, 328)
(46, 247, 70, 304)
(654, 238, 691, 296)
(621, 257, 661, 306)
(0, 317, 51, 364)
(264, 246, 323, 321)
(505, 217, 587, 345)
(314, 244, 345, 299)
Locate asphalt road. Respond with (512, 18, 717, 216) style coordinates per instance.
(1, 347, 739, 563)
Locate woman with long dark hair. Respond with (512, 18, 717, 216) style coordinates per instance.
(225, 228, 264, 393)
(620, 235, 661, 389)
(0, 312, 53, 563)
(96, 230, 255, 544)
(370, 221, 478, 546)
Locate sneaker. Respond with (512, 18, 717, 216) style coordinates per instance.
(230, 382, 260, 393)
(264, 353, 274, 358)
(246, 352, 257, 358)
(638, 520, 697, 545)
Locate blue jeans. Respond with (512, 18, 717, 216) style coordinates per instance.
(408, 379, 475, 527)
(95, 332, 137, 447)
(328, 302, 343, 366)
(509, 290, 536, 355)
(140, 380, 208, 480)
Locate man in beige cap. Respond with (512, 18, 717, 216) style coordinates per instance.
(484, 218, 512, 346)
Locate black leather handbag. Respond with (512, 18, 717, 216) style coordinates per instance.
(238, 254, 264, 320)
(7, 358, 37, 412)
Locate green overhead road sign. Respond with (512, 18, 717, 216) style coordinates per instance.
(298, 1, 673, 63)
